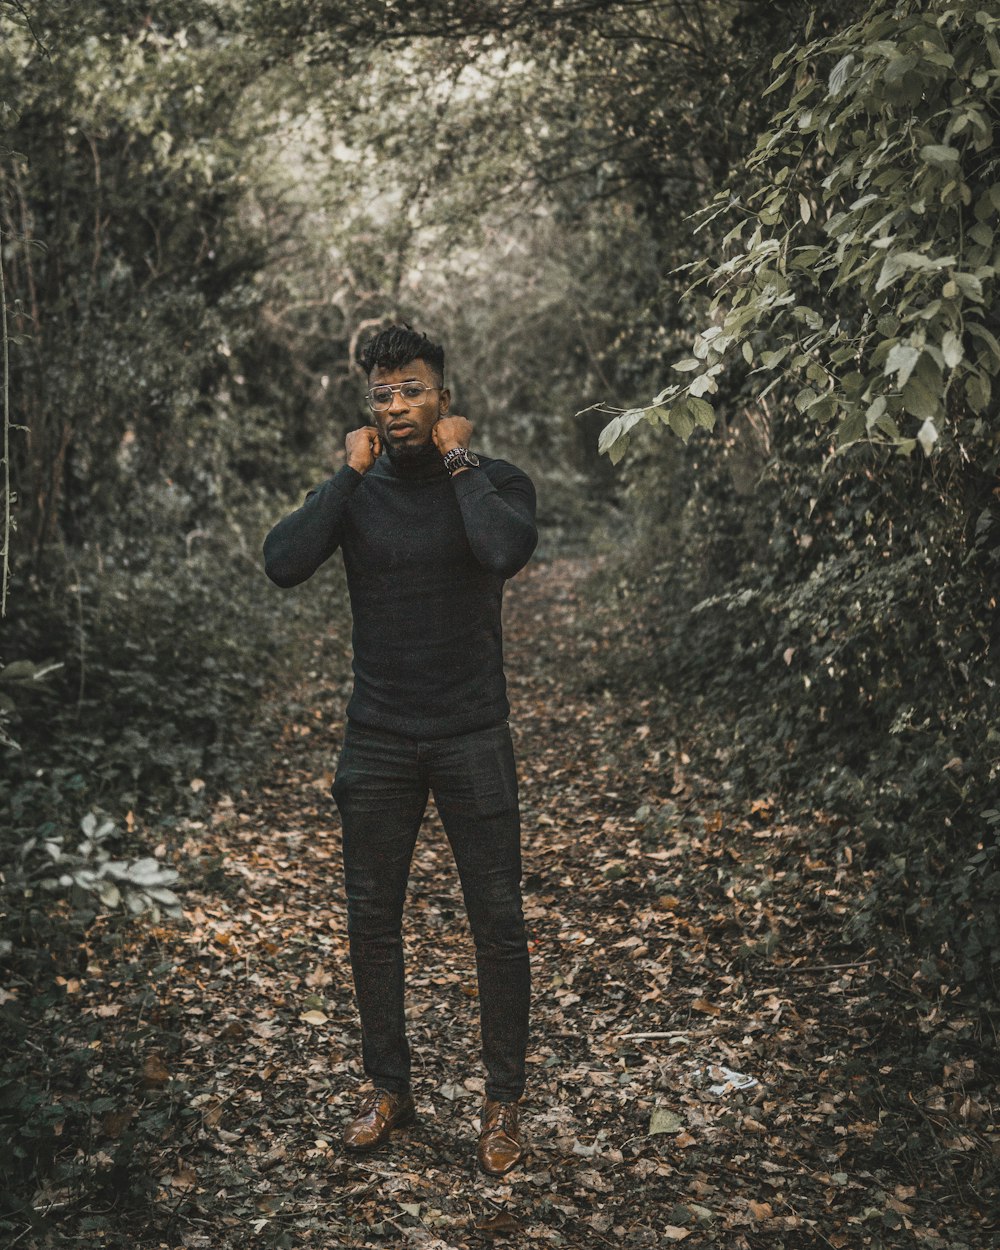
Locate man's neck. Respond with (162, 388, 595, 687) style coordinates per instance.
(383, 441, 446, 479)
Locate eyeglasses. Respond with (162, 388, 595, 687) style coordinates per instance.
(366, 381, 439, 411)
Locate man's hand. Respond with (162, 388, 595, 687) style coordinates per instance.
(345, 426, 381, 474)
(432, 416, 473, 455)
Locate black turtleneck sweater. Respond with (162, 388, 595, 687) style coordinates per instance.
(263, 447, 537, 739)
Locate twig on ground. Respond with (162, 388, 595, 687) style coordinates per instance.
(779, 959, 879, 975)
(618, 1031, 689, 1040)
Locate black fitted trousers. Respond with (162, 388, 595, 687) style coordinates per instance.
(331, 719, 530, 1103)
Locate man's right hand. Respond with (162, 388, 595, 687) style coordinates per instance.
(346, 426, 382, 474)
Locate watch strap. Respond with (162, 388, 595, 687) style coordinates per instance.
(443, 447, 481, 475)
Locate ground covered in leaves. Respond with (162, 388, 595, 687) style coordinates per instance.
(8, 558, 999, 1249)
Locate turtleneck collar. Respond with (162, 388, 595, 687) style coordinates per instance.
(380, 441, 448, 481)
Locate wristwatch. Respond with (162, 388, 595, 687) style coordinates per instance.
(442, 447, 481, 475)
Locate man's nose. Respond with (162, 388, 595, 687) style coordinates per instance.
(388, 389, 409, 412)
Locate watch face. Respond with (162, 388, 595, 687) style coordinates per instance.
(446, 448, 479, 471)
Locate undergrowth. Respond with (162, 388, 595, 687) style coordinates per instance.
(581, 424, 1000, 1000)
(0, 504, 350, 1234)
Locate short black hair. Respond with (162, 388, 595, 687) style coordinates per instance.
(359, 324, 445, 386)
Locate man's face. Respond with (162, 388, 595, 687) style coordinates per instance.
(369, 358, 449, 458)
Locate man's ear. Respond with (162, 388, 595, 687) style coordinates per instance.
(438, 387, 451, 416)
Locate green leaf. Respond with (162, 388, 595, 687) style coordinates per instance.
(762, 66, 793, 97)
(920, 144, 961, 166)
(836, 408, 865, 446)
(99, 881, 122, 909)
(917, 419, 939, 456)
(807, 394, 837, 424)
(866, 396, 887, 429)
(688, 397, 716, 430)
(966, 371, 992, 411)
(953, 272, 984, 301)
(941, 330, 964, 369)
(597, 416, 623, 455)
(828, 54, 855, 97)
(689, 372, 719, 399)
(760, 347, 790, 370)
(901, 374, 942, 420)
(669, 404, 696, 442)
(672, 357, 701, 373)
(885, 343, 921, 387)
(608, 437, 629, 466)
(875, 251, 936, 292)
(966, 320, 1000, 368)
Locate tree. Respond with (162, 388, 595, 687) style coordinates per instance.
(599, 0, 1000, 473)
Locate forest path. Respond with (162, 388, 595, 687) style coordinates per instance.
(86, 558, 993, 1249)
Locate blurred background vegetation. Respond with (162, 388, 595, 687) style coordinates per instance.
(1, 0, 998, 1218)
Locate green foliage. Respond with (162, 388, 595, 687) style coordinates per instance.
(14, 812, 183, 920)
(598, 396, 1000, 983)
(575, 0, 1000, 994)
(0, 517, 348, 1232)
(600, 0, 1000, 465)
(1, 1, 326, 561)
(0, 657, 61, 747)
(1, 517, 339, 841)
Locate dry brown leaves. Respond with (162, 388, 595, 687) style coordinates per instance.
(17, 559, 998, 1249)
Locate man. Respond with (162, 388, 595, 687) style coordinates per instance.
(263, 325, 537, 1176)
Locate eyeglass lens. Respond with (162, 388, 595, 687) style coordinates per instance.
(368, 383, 432, 410)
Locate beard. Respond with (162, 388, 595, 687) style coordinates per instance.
(384, 433, 439, 469)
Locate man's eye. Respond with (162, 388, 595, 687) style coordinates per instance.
(372, 389, 393, 403)
(401, 384, 425, 400)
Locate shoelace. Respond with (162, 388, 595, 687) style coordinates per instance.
(485, 1103, 518, 1136)
(358, 1089, 392, 1118)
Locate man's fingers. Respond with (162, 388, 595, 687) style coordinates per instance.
(346, 425, 382, 473)
(433, 415, 473, 452)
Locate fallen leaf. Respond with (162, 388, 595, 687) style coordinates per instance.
(691, 997, 721, 1016)
(170, 1164, 197, 1191)
(141, 1054, 171, 1088)
(649, 1107, 684, 1135)
(102, 1109, 135, 1139)
(299, 1009, 328, 1025)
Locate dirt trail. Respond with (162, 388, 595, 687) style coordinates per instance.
(62, 558, 996, 1248)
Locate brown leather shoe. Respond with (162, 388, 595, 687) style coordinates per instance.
(477, 1098, 524, 1176)
(342, 1088, 416, 1151)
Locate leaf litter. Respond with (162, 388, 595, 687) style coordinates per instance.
(13, 557, 998, 1248)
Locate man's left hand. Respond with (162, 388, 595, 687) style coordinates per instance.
(432, 416, 473, 455)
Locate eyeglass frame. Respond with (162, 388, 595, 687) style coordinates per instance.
(365, 381, 441, 411)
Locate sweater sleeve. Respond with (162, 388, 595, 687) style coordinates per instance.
(262, 465, 363, 588)
(450, 461, 538, 578)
